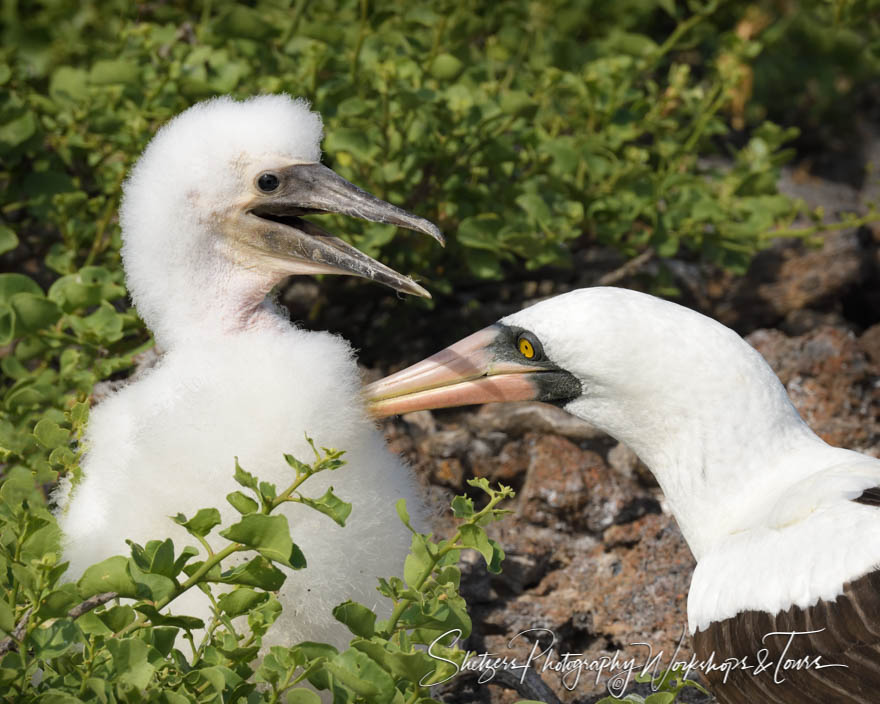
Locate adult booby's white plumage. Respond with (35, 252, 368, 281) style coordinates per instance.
(55, 95, 442, 649)
(366, 287, 880, 703)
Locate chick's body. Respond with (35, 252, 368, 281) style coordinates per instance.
(57, 324, 421, 647)
(53, 95, 434, 649)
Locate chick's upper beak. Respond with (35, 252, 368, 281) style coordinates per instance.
(244, 162, 443, 298)
(364, 325, 575, 418)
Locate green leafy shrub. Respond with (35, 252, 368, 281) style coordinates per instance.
(3, 0, 878, 479)
(0, 440, 519, 703)
(3, 1, 876, 288)
(2, 4, 878, 699)
(596, 665, 711, 704)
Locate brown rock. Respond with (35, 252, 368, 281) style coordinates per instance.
(475, 513, 695, 702)
(859, 323, 880, 365)
(466, 402, 603, 441)
(706, 166, 875, 331)
(518, 435, 642, 534)
(421, 428, 472, 458)
(747, 325, 880, 453)
(400, 409, 437, 435)
(713, 229, 868, 330)
(432, 457, 465, 489)
(607, 441, 657, 487)
(471, 439, 531, 484)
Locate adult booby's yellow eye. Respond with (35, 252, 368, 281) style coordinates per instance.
(518, 336, 535, 359)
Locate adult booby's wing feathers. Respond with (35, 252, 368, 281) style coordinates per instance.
(854, 486, 880, 506)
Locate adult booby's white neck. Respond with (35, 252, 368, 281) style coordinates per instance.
(364, 286, 880, 704)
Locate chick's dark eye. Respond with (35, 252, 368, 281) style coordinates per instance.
(257, 173, 280, 193)
(516, 332, 543, 361)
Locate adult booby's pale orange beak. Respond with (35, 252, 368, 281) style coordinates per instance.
(364, 323, 582, 418)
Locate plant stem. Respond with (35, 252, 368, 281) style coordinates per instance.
(761, 212, 880, 242)
(113, 541, 243, 639)
(114, 461, 320, 639)
(384, 493, 508, 636)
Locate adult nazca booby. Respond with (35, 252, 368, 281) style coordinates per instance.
(55, 95, 441, 649)
(366, 287, 880, 703)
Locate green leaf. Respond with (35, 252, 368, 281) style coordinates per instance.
(33, 418, 70, 449)
(217, 556, 287, 590)
(78, 556, 138, 598)
(324, 648, 396, 700)
(500, 90, 537, 117)
(333, 600, 376, 638)
(233, 457, 257, 490)
(451, 495, 474, 519)
(173, 507, 221, 538)
(283, 452, 310, 475)
(0, 226, 18, 255)
(49, 66, 89, 102)
(173, 545, 200, 575)
(353, 639, 437, 685)
(134, 604, 204, 631)
(487, 538, 506, 574)
(0, 303, 12, 346)
(0, 600, 13, 634)
(105, 638, 156, 690)
(259, 480, 277, 503)
(456, 215, 503, 252)
(70, 401, 89, 428)
(48, 267, 126, 312)
(430, 53, 464, 80)
(215, 5, 280, 40)
(220, 513, 302, 568)
(297, 487, 352, 526)
(227, 490, 259, 514)
(48, 446, 76, 467)
(218, 587, 270, 617)
(146, 538, 175, 578)
(325, 128, 372, 160)
(286, 690, 322, 704)
(36, 584, 80, 619)
(459, 524, 493, 565)
(396, 498, 414, 531)
(68, 301, 124, 342)
(89, 59, 139, 85)
(28, 619, 80, 659)
(645, 693, 676, 704)
(515, 192, 552, 223)
(194, 664, 244, 694)
(0, 274, 42, 301)
(404, 533, 434, 589)
(0, 111, 36, 148)
(11, 292, 62, 333)
(128, 560, 176, 602)
(97, 604, 136, 633)
(75, 611, 112, 637)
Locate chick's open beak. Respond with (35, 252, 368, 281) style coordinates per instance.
(364, 324, 579, 418)
(245, 162, 443, 298)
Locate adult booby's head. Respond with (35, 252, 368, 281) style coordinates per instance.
(365, 287, 851, 557)
(120, 95, 442, 348)
(367, 287, 880, 703)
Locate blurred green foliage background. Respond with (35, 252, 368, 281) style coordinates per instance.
(0, 1, 878, 700)
(1, 0, 879, 480)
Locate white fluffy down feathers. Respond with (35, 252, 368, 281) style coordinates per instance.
(56, 96, 423, 649)
(120, 95, 324, 349)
